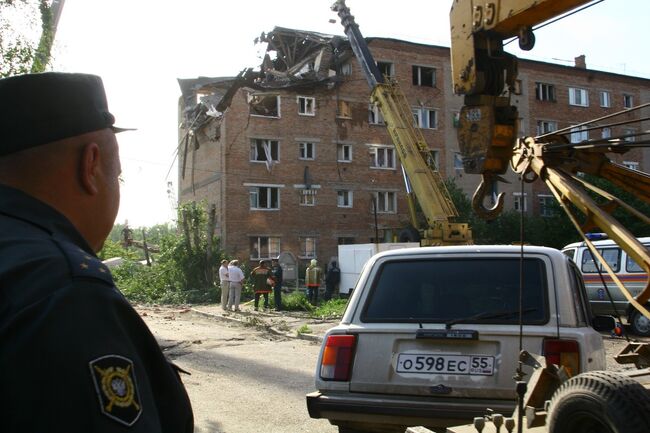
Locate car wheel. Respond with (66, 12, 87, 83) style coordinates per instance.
(547, 371, 650, 433)
(629, 309, 650, 336)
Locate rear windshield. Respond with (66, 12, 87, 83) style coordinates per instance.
(361, 257, 548, 324)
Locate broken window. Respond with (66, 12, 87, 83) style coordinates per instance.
(337, 100, 352, 118)
(412, 65, 436, 87)
(297, 96, 315, 116)
(299, 142, 315, 160)
(368, 103, 385, 125)
(250, 139, 279, 164)
(535, 82, 556, 102)
(249, 93, 280, 117)
(249, 186, 280, 210)
(377, 61, 394, 80)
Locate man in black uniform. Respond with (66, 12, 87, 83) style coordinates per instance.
(0, 72, 194, 432)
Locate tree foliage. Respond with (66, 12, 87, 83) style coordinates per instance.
(101, 202, 225, 304)
(1, 0, 53, 78)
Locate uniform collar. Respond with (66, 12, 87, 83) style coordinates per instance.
(0, 184, 95, 255)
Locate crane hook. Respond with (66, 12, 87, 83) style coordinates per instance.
(472, 174, 506, 221)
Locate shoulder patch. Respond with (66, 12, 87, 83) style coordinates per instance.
(56, 240, 114, 285)
(89, 355, 142, 427)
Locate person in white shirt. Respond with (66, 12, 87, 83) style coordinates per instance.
(227, 260, 245, 312)
(219, 259, 230, 311)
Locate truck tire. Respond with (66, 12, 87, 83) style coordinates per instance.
(547, 371, 650, 433)
(629, 309, 650, 336)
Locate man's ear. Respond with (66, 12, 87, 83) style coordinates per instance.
(79, 142, 101, 195)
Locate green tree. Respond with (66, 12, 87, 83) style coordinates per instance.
(1, 0, 54, 78)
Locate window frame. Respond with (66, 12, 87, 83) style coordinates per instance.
(337, 190, 353, 208)
(248, 185, 281, 210)
(368, 103, 385, 125)
(538, 194, 555, 217)
(623, 94, 634, 109)
(535, 82, 556, 102)
(337, 143, 352, 162)
(297, 96, 316, 116)
(536, 120, 558, 135)
(337, 100, 352, 119)
(376, 61, 395, 80)
(599, 91, 611, 108)
(569, 87, 589, 107)
(412, 65, 436, 87)
(513, 192, 528, 212)
(299, 142, 315, 160)
(373, 191, 397, 214)
(570, 126, 589, 144)
(369, 145, 396, 170)
(250, 236, 281, 260)
(248, 93, 281, 118)
(412, 107, 438, 129)
(250, 139, 280, 163)
(299, 237, 317, 259)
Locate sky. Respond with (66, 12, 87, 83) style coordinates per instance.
(49, 0, 650, 228)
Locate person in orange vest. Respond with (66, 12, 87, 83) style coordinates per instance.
(250, 260, 272, 311)
(305, 259, 323, 305)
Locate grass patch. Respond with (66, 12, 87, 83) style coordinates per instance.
(296, 324, 313, 335)
(311, 298, 348, 320)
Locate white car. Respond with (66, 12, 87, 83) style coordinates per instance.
(306, 245, 611, 433)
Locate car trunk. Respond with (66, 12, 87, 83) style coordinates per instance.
(348, 326, 555, 400)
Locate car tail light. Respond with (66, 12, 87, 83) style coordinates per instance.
(320, 334, 356, 381)
(543, 339, 580, 376)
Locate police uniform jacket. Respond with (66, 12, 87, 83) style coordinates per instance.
(0, 185, 193, 432)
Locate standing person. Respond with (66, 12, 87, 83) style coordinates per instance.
(251, 260, 272, 311)
(0, 72, 193, 431)
(270, 257, 284, 311)
(227, 260, 245, 312)
(305, 258, 323, 305)
(219, 259, 230, 311)
(324, 260, 341, 301)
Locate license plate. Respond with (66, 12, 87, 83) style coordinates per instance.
(396, 353, 495, 376)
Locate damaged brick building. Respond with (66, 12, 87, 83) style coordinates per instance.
(177, 27, 649, 268)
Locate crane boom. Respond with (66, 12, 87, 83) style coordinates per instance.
(332, 0, 471, 246)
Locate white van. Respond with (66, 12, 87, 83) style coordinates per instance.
(562, 236, 650, 335)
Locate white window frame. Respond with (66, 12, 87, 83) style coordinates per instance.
(599, 91, 611, 108)
(538, 194, 555, 217)
(536, 120, 558, 135)
(412, 107, 438, 129)
(341, 62, 353, 76)
(368, 103, 385, 125)
(569, 87, 589, 107)
(250, 236, 281, 260)
(513, 192, 528, 212)
(623, 161, 639, 171)
(297, 96, 316, 116)
(535, 82, 556, 101)
(337, 190, 353, 208)
(570, 126, 589, 144)
(370, 145, 396, 170)
(248, 184, 281, 210)
(250, 139, 279, 163)
(412, 65, 436, 87)
(623, 94, 634, 109)
(376, 61, 395, 79)
(337, 143, 352, 162)
(601, 127, 611, 139)
(299, 237, 317, 259)
(373, 191, 397, 214)
(299, 142, 315, 160)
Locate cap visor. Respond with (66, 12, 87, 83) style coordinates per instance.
(112, 126, 137, 133)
